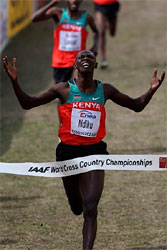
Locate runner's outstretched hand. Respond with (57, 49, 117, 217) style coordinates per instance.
(51, 0, 60, 3)
(89, 46, 98, 57)
(3, 56, 18, 81)
(151, 69, 165, 91)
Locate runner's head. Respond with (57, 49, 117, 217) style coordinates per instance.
(67, 0, 83, 11)
(74, 50, 98, 73)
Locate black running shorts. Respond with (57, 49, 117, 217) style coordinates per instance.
(53, 67, 74, 84)
(94, 2, 120, 20)
(56, 141, 109, 161)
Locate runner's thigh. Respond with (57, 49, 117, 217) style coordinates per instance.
(79, 170, 105, 204)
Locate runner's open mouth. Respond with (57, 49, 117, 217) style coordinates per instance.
(82, 63, 89, 68)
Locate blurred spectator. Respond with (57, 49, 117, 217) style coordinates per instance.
(93, 0, 120, 68)
(32, 0, 98, 84)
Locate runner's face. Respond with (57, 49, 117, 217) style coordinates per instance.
(67, 0, 82, 11)
(75, 50, 96, 73)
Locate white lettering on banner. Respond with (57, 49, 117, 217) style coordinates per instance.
(0, 155, 166, 178)
(71, 108, 101, 137)
(59, 31, 81, 51)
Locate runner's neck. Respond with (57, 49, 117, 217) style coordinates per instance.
(75, 78, 97, 94)
(68, 9, 83, 19)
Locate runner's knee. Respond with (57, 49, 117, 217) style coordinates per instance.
(83, 202, 98, 219)
(98, 27, 105, 37)
(109, 26, 116, 37)
(109, 19, 117, 36)
(68, 195, 83, 216)
(71, 205, 83, 216)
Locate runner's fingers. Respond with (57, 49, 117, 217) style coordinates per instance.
(3, 57, 10, 72)
(153, 68, 157, 78)
(13, 58, 16, 68)
(158, 71, 165, 83)
(160, 71, 165, 82)
(3, 56, 8, 67)
(157, 71, 165, 85)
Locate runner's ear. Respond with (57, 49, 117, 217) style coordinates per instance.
(74, 62, 77, 69)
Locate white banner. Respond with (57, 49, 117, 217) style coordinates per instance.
(0, 155, 167, 178)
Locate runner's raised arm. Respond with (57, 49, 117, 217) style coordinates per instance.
(32, 0, 61, 23)
(3, 56, 60, 109)
(103, 69, 165, 112)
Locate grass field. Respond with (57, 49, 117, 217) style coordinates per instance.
(0, 0, 167, 249)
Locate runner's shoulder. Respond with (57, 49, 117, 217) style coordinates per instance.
(48, 7, 63, 19)
(87, 12, 95, 23)
(53, 81, 69, 91)
(103, 82, 116, 89)
(103, 82, 119, 99)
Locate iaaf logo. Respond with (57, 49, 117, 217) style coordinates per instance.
(79, 110, 96, 119)
(159, 157, 167, 168)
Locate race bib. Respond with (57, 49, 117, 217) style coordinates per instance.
(71, 108, 101, 137)
(59, 31, 81, 51)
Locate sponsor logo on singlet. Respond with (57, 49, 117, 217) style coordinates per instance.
(71, 108, 101, 137)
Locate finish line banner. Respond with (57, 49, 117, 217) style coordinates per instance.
(0, 155, 167, 178)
